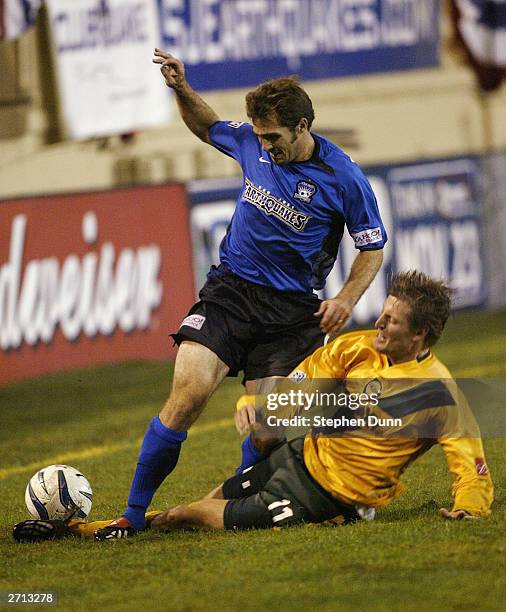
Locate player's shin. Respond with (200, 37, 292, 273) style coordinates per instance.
(151, 500, 227, 531)
(236, 434, 265, 473)
(123, 416, 187, 530)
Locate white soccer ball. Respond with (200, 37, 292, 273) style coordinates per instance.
(25, 464, 93, 522)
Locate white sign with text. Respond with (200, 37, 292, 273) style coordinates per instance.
(47, 0, 171, 139)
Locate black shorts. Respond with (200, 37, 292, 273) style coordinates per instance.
(171, 267, 324, 381)
(222, 438, 361, 530)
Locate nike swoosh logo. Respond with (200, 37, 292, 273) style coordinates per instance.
(259, 157, 270, 164)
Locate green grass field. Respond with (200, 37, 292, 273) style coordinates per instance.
(1, 309, 505, 611)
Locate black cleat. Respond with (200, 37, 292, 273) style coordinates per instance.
(13, 519, 73, 543)
(94, 517, 137, 541)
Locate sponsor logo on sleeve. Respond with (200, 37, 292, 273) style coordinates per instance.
(351, 227, 383, 247)
(227, 121, 245, 129)
(181, 314, 206, 331)
(475, 458, 488, 475)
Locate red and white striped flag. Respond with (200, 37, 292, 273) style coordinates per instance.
(451, 0, 506, 90)
(0, 0, 43, 41)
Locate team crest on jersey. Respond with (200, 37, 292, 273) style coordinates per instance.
(364, 378, 382, 397)
(242, 178, 311, 232)
(289, 370, 307, 384)
(227, 121, 245, 129)
(294, 180, 317, 204)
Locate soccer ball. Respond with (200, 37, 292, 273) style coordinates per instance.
(25, 464, 93, 522)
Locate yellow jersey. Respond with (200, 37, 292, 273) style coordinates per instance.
(291, 330, 494, 516)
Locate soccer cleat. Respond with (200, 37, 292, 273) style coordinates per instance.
(94, 517, 137, 540)
(13, 519, 73, 543)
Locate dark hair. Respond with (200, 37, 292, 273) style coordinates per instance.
(388, 270, 453, 347)
(245, 76, 315, 130)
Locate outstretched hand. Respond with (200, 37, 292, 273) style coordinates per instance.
(152, 48, 186, 89)
(314, 297, 353, 334)
(439, 508, 479, 520)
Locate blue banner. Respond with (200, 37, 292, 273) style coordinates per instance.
(188, 156, 486, 324)
(375, 158, 486, 311)
(157, 0, 440, 91)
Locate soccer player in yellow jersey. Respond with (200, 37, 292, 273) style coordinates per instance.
(132, 270, 491, 532)
(12, 271, 494, 542)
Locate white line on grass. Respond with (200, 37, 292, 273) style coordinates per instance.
(0, 417, 234, 480)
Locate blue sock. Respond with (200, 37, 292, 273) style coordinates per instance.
(235, 434, 264, 473)
(123, 416, 187, 530)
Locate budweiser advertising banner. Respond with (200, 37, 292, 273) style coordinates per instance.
(0, 184, 194, 384)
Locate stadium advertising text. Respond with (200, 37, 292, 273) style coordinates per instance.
(0, 213, 162, 348)
(51, 1, 150, 51)
(0, 184, 194, 384)
(389, 160, 484, 308)
(158, 0, 439, 89)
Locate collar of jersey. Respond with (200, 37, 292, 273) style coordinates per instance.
(386, 351, 433, 370)
(305, 134, 334, 174)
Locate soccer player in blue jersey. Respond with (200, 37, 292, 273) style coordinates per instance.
(95, 49, 387, 539)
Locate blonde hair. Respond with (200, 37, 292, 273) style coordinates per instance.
(389, 271, 453, 347)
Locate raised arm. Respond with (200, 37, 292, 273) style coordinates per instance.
(153, 48, 219, 144)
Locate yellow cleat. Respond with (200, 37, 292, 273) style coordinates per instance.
(68, 511, 164, 539)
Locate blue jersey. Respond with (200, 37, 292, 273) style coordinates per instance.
(208, 121, 387, 293)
